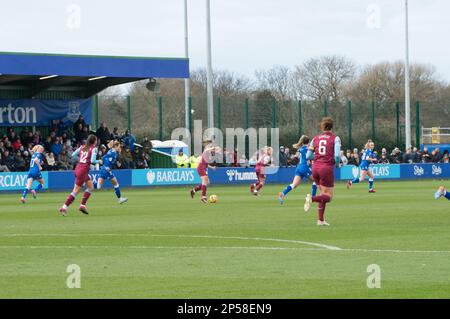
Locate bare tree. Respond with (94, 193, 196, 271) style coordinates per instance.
(255, 65, 291, 101)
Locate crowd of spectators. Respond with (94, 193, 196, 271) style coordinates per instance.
(1, 120, 449, 173)
(0, 116, 153, 173)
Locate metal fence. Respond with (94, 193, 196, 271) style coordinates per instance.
(94, 95, 428, 152)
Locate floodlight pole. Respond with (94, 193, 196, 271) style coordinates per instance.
(404, 0, 412, 150)
(184, 0, 190, 132)
(206, 0, 214, 132)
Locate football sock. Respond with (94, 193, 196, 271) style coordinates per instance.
(114, 184, 121, 199)
(311, 182, 318, 196)
(94, 182, 99, 189)
(193, 184, 202, 192)
(351, 177, 360, 184)
(201, 184, 207, 197)
(64, 192, 77, 208)
(81, 190, 91, 205)
(35, 183, 43, 192)
(369, 178, 374, 190)
(282, 184, 293, 196)
(318, 202, 326, 221)
(256, 183, 263, 191)
(445, 191, 450, 200)
(22, 188, 29, 198)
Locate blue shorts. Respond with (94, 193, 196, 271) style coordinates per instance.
(360, 163, 370, 171)
(99, 168, 115, 180)
(295, 166, 311, 179)
(27, 171, 42, 180)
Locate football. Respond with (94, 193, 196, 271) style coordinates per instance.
(209, 194, 218, 203)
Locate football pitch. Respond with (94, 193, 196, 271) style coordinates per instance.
(0, 180, 449, 299)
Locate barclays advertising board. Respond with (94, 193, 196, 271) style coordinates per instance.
(132, 168, 200, 186)
(339, 164, 401, 180)
(0, 172, 49, 191)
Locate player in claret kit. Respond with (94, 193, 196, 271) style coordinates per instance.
(278, 135, 318, 204)
(250, 146, 273, 196)
(190, 139, 221, 203)
(96, 140, 128, 204)
(59, 134, 99, 216)
(347, 139, 377, 193)
(435, 186, 450, 201)
(304, 117, 341, 226)
(20, 145, 45, 204)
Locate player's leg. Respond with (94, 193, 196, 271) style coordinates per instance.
(31, 177, 44, 199)
(96, 177, 105, 190)
(310, 176, 318, 197)
(191, 167, 204, 198)
(60, 184, 81, 215)
(279, 175, 301, 204)
(348, 170, 366, 189)
(367, 170, 375, 193)
(316, 186, 334, 226)
(255, 175, 265, 194)
(21, 177, 34, 203)
(110, 177, 128, 204)
(435, 186, 450, 200)
(200, 176, 209, 203)
(79, 180, 94, 214)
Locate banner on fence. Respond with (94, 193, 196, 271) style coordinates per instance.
(0, 99, 92, 126)
(0, 172, 49, 191)
(132, 168, 200, 186)
(339, 164, 401, 180)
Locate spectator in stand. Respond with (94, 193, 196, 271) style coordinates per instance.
(121, 147, 134, 169)
(11, 137, 22, 152)
(45, 152, 57, 170)
(390, 147, 403, 164)
(432, 147, 443, 163)
(403, 147, 415, 164)
(51, 137, 63, 159)
(136, 152, 149, 169)
(421, 147, 432, 163)
(189, 153, 201, 168)
(33, 131, 42, 145)
(379, 152, 390, 164)
(57, 119, 68, 135)
(175, 148, 189, 168)
(57, 149, 72, 170)
(279, 146, 288, 167)
(351, 148, 360, 166)
(442, 150, 449, 163)
(43, 136, 52, 153)
(14, 150, 27, 171)
(122, 130, 136, 152)
(1, 150, 15, 171)
(111, 127, 121, 140)
(339, 150, 348, 167)
(412, 147, 421, 163)
(22, 150, 31, 170)
(73, 115, 86, 135)
(141, 137, 153, 155)
(96, 122, 111, 146)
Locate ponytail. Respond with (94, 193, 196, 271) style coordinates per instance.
(293, 135, 310, 149)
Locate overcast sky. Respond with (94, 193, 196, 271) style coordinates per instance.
(1, 0, 449, 82)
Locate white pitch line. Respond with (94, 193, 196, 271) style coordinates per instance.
(0, 245, 449, 254)
(0, 233, 342, 251)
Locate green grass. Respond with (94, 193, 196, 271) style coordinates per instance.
(0, 180, 449, 298)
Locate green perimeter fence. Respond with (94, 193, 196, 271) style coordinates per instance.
(94, 95, 426, 152)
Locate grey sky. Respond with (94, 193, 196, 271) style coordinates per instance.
(1, 0, 449, 82)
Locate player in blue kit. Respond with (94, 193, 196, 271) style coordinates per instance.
(278, 135, 317, 204)
(347, 139, 377, 193)
(96, 140, 128, 204)
(435, 186, 450, 201)
(21, 145, 45, 204)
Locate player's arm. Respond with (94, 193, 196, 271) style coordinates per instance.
(34, 157, 42, 171)
(334, 136, 341, 168)
(90, 148, 100, 165)
(72, 147, 81, 161)
(306, 140, 315, 160)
